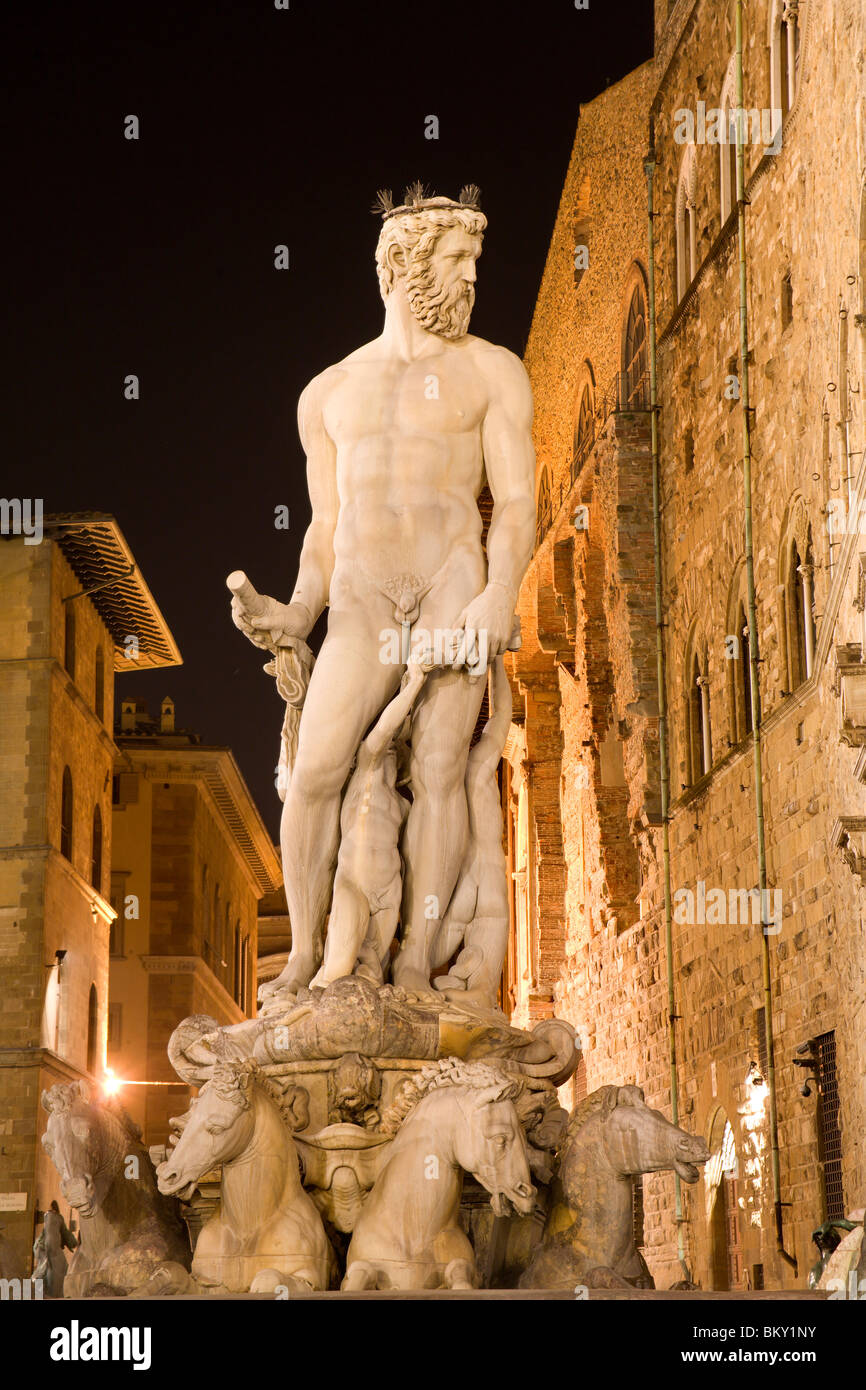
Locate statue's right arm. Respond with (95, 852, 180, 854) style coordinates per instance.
(289, 372, 340, 633)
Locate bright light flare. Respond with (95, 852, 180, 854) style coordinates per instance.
(102, 1067, 123, 1096)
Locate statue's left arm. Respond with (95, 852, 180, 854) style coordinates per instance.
(456, 347, 535, 662)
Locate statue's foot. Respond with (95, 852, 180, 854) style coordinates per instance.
(128, 1262, 194, 1298)
(434, 981, 501, 1014)
(391, 965, 441, 1000)
(250, 1269, 314, 1296)
(258, 958, 314, 1004)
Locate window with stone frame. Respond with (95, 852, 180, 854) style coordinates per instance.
(719, 57, 738, 224)
(675, 147, 697, 302)
(622, 285, 648, 408)
(63, 603, 76, 681)
(86, 984, 98, 1075)
(535, 466, 552, 548)
(91, 804, 103, 892)
(770, 0, 803, 128)
(685, 637, 712, 785)
(727, 598, 754, 744)
(781, 527, 815, 692)
(60, 766, 74, 861)
(94, 644, 105, 723)
(201, 864, 211, 953)
(233, 919, 243, 1005)
(573, 383, 595, 474)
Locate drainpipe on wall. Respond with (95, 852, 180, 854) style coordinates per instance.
(837, 304, 854, 509)
(644, 137, 690, 1283)
(734, 0, 798, 1278)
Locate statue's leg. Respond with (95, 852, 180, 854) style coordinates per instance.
(438, 861, 509, 1007)
(395, 669, 485, 992)
(309, 872, 370, 987)
(263, 620, 400, 998)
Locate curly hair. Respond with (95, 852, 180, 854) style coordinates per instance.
(377, 1058, 520, 1135)
(375, 205, 487, 303)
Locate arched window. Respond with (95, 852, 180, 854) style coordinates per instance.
(726, 567, 756, 745)
(685, 636, 712, 784)
(706, 1114, 743, 1290)
(60, 767, 73, 861)
(201, 865, 210, 947)
(573, 384, 595, 474)
(64, 604, 76, 681)
(94, 646, 105, 723)
(675, 148, 697, 302)
(233, 920, 242, 1002)
(86, 984, 98, 1075)
(783, 534, 814, 689)
(734, 602, 754, 740)
(622, 286, 648, 408)
(770, 0, 802, 127)
(535, 466, 552, 548)
(210, 883, 221, 972)
(719, 58, 738, 223)
(91, 805, 103, 892)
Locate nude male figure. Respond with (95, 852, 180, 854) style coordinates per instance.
(232, 185, 535, 998)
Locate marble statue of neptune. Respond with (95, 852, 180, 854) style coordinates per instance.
(232, 185, 536, 1001)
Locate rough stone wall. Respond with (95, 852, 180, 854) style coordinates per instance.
(0, 538, 115, 1268)
(512, 0, 866, 1290)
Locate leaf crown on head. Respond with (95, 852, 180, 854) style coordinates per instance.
(372, 182, 483, 221)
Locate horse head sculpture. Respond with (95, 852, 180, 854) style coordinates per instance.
(344, 1059, 535, 1291)
(42, 1080, 122, 1218)
(157, 1059, 331, 1293)
(520, 1084, 710, 1290)
(40, 1080, 190, 1296)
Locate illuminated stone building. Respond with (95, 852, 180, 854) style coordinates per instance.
(110, 697, 282, 1148)
(507, 0, 866, 1289)
(0, 514, 179, 1268)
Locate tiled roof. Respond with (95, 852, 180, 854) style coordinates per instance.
(45, 512, 181, 671)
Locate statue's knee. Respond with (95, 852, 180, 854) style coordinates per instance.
(411, 748, 464, 800)
(288, 755, 346, 804)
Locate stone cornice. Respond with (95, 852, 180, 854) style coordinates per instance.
(0, 1047, 91, 1083)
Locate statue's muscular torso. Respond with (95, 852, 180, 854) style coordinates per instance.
(316, 333, 498, 605)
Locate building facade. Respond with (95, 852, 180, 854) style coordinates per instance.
(110, 697, 282, 1147)
(508, 0, 866, 1289)
(0, 514, 180, 1269)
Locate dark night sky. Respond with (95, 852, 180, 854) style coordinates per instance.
(5, 1, 653, 839)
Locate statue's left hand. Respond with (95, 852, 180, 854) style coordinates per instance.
(454, 583, 515, 670)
